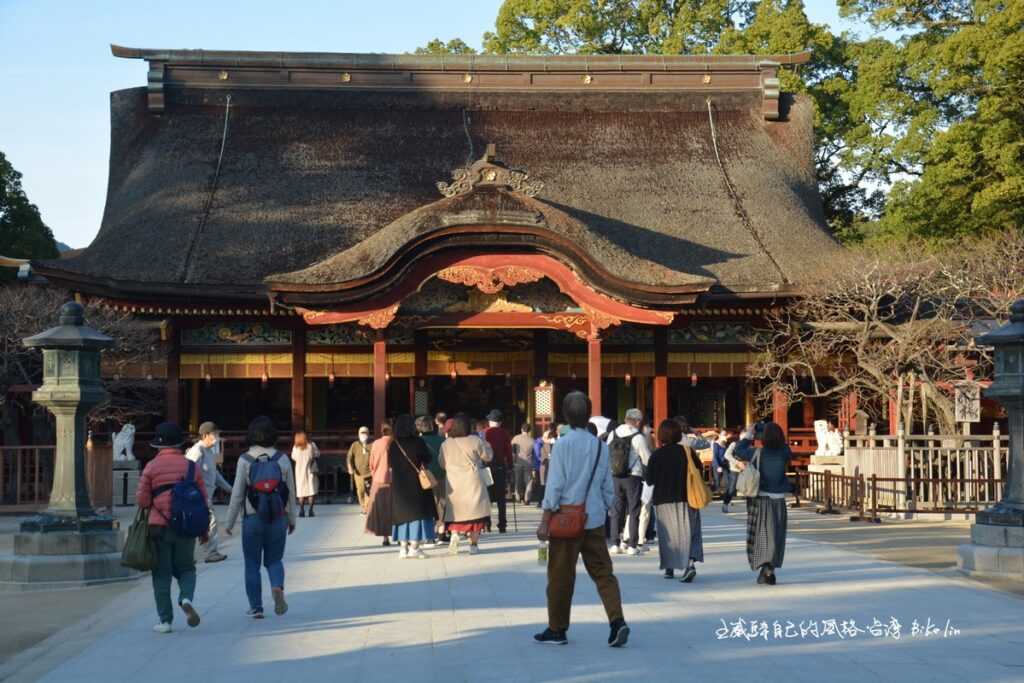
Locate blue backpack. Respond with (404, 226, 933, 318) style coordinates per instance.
(242, 452, 288, 523)
(152, 461, 210, 538)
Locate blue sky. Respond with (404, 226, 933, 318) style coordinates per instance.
(1, 0, 870, 248)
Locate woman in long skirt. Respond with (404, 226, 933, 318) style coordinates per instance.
(388, 414, 437, 559)
(365, 422, 394, 546)
(290, 430, 320, 517)
(734, 421, 794, 585)
(439, 414, 493, 555)
(644, 419, 705, 582)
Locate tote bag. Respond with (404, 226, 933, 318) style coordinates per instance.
(735, 448, 762, 498)
(121, 506, 156, 571)
(683, 445, 713, 509)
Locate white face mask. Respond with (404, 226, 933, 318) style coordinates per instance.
(359, 433, 369, 444)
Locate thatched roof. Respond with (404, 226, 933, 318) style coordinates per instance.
(35, 47, 840, 304)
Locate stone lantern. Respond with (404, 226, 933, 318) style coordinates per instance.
(958, 299, 1024, 579)
(0, 302, 135, 586)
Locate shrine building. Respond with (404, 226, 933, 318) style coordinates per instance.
(31, 45, 843, 440)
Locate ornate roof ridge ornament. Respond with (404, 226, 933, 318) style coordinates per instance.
(437, 144, 544, 198)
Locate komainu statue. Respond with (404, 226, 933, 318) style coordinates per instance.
(112, 423, 136, 462)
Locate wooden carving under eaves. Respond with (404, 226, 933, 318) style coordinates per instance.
(437, 144, 544, 198)
(436, 264, 545, 294)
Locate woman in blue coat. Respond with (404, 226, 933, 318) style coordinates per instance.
(734, 421, 794, 585)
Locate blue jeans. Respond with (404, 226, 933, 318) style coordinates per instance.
(721, 470, 738, 505)
(242, 514, 287, 611)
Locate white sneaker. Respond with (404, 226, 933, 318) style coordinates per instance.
(398, 546, 408, 559)
(469, 544, 480, 555)
(153, 622, 172, 634)
(625, 546, 640, 556)
(448, 534, 460, 555)
(609, 545, 621, 555)
(410, 547, 427, 559)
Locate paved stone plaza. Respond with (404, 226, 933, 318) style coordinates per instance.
(3, 504, 1024, 683)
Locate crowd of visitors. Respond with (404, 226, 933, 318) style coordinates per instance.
(132, 392, 795, 645)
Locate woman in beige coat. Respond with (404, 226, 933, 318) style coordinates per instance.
(439, 414, 493, 555)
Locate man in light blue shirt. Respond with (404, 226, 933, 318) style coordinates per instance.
(535, 391, 629, 648)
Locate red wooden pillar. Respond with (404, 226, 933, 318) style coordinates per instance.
(888, 391, 899, 433)
(802, 397, 815, 428)
(291, 325, 306, 432)
(373, 334, 387, 431)
(653, 327, 668, 430)
(847, 391, 859, 432)
(772, 386, 788, 434)
(165, 323, 180, 425)
(533, 330, 549, 380)
(587, 336, 602, 418)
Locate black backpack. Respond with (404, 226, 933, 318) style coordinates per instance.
(608, 431, 637, 478)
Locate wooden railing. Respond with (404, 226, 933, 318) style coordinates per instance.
(841, 428, 1008, 511)
(794, 467, 1006, 518)
(0, 445, 54, 507)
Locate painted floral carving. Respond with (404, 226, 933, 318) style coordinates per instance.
(307, 324, 373, 345)
(357, 304, 399, 330)
(182, 322, 292, 346)
(436, 265, 545, 294)
(670, 323, 765, 345)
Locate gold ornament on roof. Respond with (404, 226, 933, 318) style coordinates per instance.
(445, 291, 533, 314)
(436, 144, 544, 198)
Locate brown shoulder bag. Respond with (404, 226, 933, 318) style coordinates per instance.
(394, 439, 438, 491)
(548, 439, 602, 540)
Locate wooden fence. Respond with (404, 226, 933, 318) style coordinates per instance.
(795, 426, 1008, 516)
(0, 445, 54, 509)
(839, 428, 1008, 512)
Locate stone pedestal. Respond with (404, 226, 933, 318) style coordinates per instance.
(0, 516, 137, 591)
(112, 460, 141, 506)
(957, 507, 1024, 580)
(808, 455, 844, 475)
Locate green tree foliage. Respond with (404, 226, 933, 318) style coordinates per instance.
(482, 0, 755, 54)
(716, 1, 883, 238)
(839, 0, 1024, 240)
(414, 38, 478, 55)
(0, 151, 58, 262)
